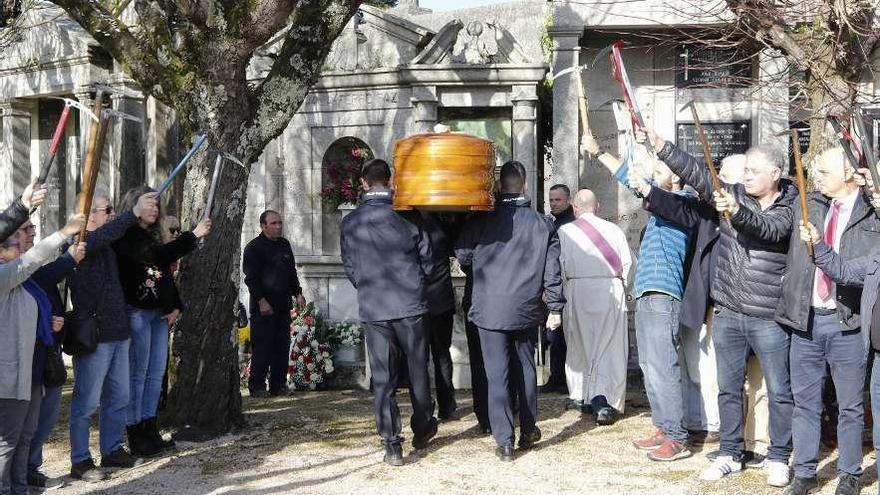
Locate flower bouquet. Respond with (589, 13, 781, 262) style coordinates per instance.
(327, 321, 363, 348)
(288, 302, 334, 390)
(327, 320, 365, 363)
(320, 147, 373, 210)
(288, 326, 334, 390)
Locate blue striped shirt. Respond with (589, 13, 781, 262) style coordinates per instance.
(614, 163, 693, 299)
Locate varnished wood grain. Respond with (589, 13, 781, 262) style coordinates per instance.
(392, 132, 496, 211)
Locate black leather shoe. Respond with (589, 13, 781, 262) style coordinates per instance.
(383, 443, 404, 467)
(250, 390, 269, 398)
(495, 444, 514, 462)
(595, 407, 617, 426)
(518, 427, 542, 449)
(27, 470, 63, 490)
(835, 474, 861, 495)
(478, 424, 492, 436)
(412, 418, 438, 449)
(70, 459, 109, 482)
(144, 417, 176, 451)
(101, 448, 143, 469)
(782, 476, 818, 495)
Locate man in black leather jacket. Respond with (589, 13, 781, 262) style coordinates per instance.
(638, 129, 795, 487)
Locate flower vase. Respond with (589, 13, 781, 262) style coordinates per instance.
(334, 341, 365, 364)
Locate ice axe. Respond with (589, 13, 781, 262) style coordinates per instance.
(202, 151, 243, 223)
(76, 88, 107, 242)
(778, 128, 812, 257)
(156, 134, 208, 197)
(37, 97, 99, 186)
(679, 100, 728, 219)
(850, 112, 880, 206)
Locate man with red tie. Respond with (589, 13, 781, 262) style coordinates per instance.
(715, 146, 880, 495)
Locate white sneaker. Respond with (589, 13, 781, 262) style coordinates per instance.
(765, 460, 790, 487)
(700, 456, 742, 481)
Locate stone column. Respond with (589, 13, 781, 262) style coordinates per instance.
(110, 82, 146, 200)
(73, 86, 95, 206)
(411, 85, 438, 134)
(0, 100, 32, 206)
(756, 49, 789, 153)
(511, 85, 539, 202)
(548, 27, 582, 197)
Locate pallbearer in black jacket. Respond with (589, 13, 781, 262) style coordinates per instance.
(340, 159, 437, 467)
(455, 161, 565, 462)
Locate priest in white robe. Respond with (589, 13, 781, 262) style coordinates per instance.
(557, 189, 632, 425)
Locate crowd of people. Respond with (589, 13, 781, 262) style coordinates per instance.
(340, 128, 880, 495)
(0, 183, 211, 494)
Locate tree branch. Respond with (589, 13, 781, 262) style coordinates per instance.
(52, 0, 183, 101)
(240, 0, 361, 160)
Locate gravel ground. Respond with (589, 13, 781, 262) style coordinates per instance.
(37, 388, 879, 495)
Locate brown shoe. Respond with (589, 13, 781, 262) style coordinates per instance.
(687, 429, 721, 445)
(632, 429, 666, 451)
(647, 440, 693, 462)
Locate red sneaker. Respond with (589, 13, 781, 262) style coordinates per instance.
(647, 440, 693, 462)
(632, 429, 666, 451)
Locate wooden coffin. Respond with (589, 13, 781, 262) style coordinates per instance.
(392, 132, 496, 211)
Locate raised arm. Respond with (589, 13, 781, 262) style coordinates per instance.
(643, 186, 709, 229)
(655, 142, 716, 200)
(728, 195, 794, 243)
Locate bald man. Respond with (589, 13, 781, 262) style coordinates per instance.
(722, 147, 880, 495)
(557, 189, 631, 425)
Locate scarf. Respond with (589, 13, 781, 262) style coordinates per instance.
(23, 279, 54, 346)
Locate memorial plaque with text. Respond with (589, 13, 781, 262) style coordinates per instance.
(675, 46, 753, 88)
(676, 121, 751, 165)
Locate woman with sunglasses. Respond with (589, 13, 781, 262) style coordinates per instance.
(0, 214, 85, 495)
(113, 186, 211, 457)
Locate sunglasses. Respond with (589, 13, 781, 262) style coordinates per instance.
(91, 205, 113, 214)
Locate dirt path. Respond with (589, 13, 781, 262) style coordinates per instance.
(39, 389, 877, 494)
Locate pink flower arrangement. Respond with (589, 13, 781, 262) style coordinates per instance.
(320, 147, 373, 210)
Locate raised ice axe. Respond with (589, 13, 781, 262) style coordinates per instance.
(778, 128, 812, 257)
(203, 150, 243, 222)
(156, 134, 208, 197)
(37, 97, 99, 185)
(680, 100, 727, 219)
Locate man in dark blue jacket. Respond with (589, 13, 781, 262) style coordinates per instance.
(456, 161, 564, 462)
(242, 210, 305, 398)
(340, 159, 437, 466)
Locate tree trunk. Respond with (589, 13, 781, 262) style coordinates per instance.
(167, 87, 255, 438)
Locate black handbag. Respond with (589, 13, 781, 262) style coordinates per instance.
(43, 343, 67, 387)
(62, 309, 99, 356)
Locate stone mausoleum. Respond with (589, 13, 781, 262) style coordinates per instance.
(3, 0, 880, 387)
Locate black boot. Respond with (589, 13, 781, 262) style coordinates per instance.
(129, 422, 164, 458)
(144, 417, 176, 451)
